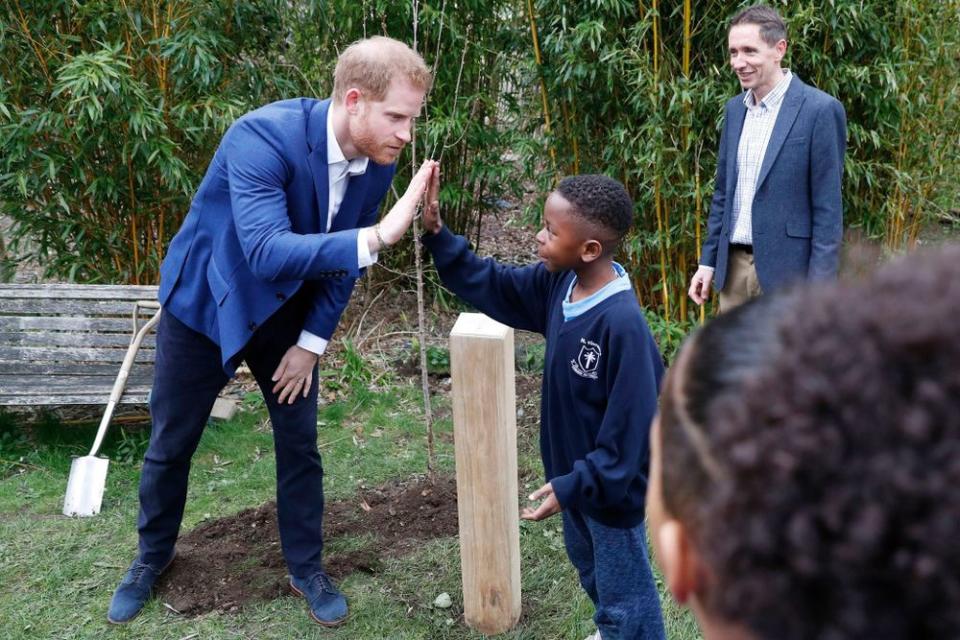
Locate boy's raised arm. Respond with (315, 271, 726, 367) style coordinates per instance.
(421, 164, 555, 335)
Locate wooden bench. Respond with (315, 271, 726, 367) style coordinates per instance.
(0, 284, 160, 407)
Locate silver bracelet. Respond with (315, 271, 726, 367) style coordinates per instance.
(374, 223, 387, 252)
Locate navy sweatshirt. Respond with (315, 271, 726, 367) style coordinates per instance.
(424, 227, 664, 527)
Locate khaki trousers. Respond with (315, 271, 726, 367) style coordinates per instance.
(719, 247, 763, 313)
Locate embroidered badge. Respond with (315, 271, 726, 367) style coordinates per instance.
(571, 338, 601, 380)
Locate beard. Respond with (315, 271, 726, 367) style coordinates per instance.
(350, 117, 403, 165)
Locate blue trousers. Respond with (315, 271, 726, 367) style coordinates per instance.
(562, 509, 666, 640)
(137, 294, 324, 578)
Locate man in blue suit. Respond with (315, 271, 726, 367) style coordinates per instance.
(688, 4, 846, 312)
(108, 37, 436, 626)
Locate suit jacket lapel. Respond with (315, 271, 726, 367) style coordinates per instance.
(756, 78, 806, 191)
(306, 100, 332, 233)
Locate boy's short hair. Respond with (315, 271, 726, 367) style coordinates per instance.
(660, 246, 960, 639)
(333, 36, 433, 103)
(729, 4, 787, 46)
(555, 175, 633, 241)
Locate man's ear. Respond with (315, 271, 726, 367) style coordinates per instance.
(344, 88, 363, 114)
(581, 239, 604, 263)
(656, 519, 703, 605)
(775, 38, 787, 62)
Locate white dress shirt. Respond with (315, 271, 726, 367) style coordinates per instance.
(729, 69, 792, 245)
(701, 69, 792, 270)
(296, 111, 380, 355)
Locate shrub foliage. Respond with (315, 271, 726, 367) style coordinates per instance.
(1, 0, 957, 321)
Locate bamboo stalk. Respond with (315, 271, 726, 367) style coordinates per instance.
(662, 194, 672, 315)
(650, 0, 667, 319)
(525, 0, 558, 177)
(654, 175, 670, 319)
(679, 0, 691, 323)
(678, 252, 687, 321)
(560, 100, 580, 174)
(128, 157, 140, 284)
(652, 0, 660, 76)
(13, 0, 53, 87)
(694, 145, 705, 324)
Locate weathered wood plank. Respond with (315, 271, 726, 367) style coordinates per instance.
(0, 284, 158, 300)
(0, 284, 159, 406)
(0, 332, 156, 349)
(0, 316, 147, 332)
(0, 392, 151, 406)
(0, 376, 153, 391)
(0, 299, 154, 315)
(0, 345, 156, 363)
(1, 362, 154, 376)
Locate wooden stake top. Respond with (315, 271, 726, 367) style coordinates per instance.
(450, 313, 511, 340)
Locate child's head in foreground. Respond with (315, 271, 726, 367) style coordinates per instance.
(535, 175, 633, 272)
(647, 246, 960, 640)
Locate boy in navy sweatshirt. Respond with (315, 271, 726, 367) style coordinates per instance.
(421, 171, 666, 640)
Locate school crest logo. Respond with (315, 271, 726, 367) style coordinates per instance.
(571, 338, 601, 380)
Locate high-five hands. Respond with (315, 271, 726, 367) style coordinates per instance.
(422, 162, 442, 235)
(369, 160, 438, 253)
(521, 482, 562, 521)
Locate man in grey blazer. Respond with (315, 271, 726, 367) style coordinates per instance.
(688, 4, 846, 312)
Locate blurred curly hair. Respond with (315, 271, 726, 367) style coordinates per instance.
(555, 174, 633, 244)
(660, 245, 960, 640)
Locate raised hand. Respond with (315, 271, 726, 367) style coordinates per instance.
(371, 160, 437, 251)
(422, 162, 442, 235)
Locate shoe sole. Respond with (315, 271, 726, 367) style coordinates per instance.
(106, 551, 177, 625)
(289, 581, 348, 627)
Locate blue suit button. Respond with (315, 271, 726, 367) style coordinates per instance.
(276, 292, 287, 301)
(248, 321, 257, 331)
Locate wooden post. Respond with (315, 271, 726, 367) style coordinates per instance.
(450, 313, 521, 635)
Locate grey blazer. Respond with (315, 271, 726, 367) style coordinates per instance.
(700, 76, 847, 292)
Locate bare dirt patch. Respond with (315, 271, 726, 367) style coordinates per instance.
(155, 474, 458, 616)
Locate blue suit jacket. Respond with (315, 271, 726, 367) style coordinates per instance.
(158, 98, 395, 375)
(700, 76, 846, 292)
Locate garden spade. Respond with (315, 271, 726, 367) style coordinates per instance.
(63, 303, 161, 517)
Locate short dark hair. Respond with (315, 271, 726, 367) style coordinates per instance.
(729, 4, 787, 46)
(554, 174, 633, 242)
(660, 246, 960, 640)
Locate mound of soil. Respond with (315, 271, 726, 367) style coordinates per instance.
(155, 474, 458, 616)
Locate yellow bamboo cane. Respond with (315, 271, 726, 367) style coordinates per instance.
(526, 0, 558, 177)
(652, 0, 660, 76)
(560, 100, 580, 174)
(678, 0, 692, 322)
(654, 175, 670, 319)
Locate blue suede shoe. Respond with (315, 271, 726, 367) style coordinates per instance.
(289, 571, 348, 626)
(107, 553, 175, 624)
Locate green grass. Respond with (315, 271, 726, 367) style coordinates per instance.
(0, 377, 701, 640)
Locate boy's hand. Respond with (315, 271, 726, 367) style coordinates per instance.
(422, 162, 443, 235)
(369, 160, 436, 252)
(521, 482, 561, 521)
